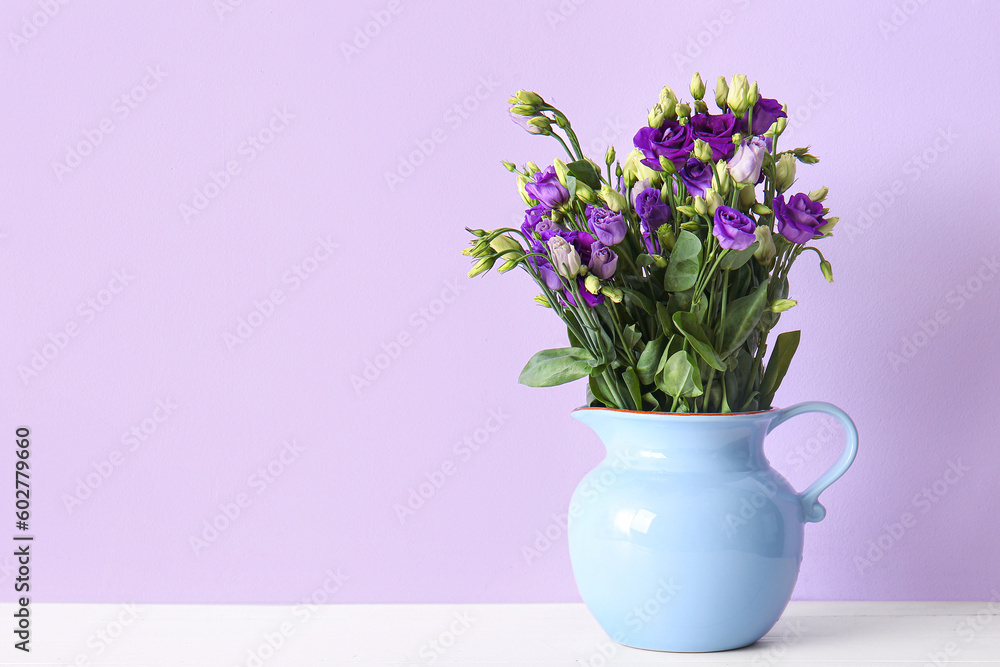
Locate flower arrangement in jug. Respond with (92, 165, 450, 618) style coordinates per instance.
(463, 74, 838, 413)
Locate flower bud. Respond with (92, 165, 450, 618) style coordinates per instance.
(738, 183, 757, 208)
(658, 155, 677, 174)
(674, 102, 691, 118)
(584, 274, 602, 295)
(808, 186, 829, 202)
(527, 116, 552, 133)
(659, 85, 678, 110)
(769, 299, 797, 313)
(576, 181, 597, 204)
(547, 236, 581, 278)
(525, 161, 540, 175)
(657, 226, 676, 251)
(693, 196, 708, 215)
(510, 104, 535, 116)
(553, 158, 570, 187)
(817, 216, 839, 236)
(713, 160, 731, 196)
(705, 189, 724, 215)
(715, 76, 729, 111)
(820, 259, 834, 283)
(774, 154, 797, 193)
(690, 72, 706, 100)
(647, 104, 665, 128)
(652, 254, 668, 268)
(517, 174, 531, 200)
(751, 203, 772, 216)
(600, 184, 628, 212)
(727, 74, 749, 116)
(467, 255, 497, 278)
(605, 146, 616, 166)
(601, 286, 624, 303)
(534, 294, 552, 308)
(693, 139, 713, 162)
(694, 100, 708, 114)
(489, 234, 523, 255)
(514, 90, 545, 107)
(747, 81, 759, 109)
(753, 226, 776, 263)
(501, 160, 517, 172)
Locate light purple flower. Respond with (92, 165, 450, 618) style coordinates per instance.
(588, 242, 618, 279)
(712, 205, 757, 250)
(525, 166, 569, 209)
(586, 206, 627, 246)
(728, 136, 768, 184)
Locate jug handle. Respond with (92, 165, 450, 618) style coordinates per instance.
(767, 402, 859, 523)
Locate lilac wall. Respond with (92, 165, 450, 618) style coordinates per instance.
(2, 0, 998, 604)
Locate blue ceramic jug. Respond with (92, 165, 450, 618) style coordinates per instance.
(568, 403, 858, 652)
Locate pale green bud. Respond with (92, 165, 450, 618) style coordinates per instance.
(747, 81, 759, 109)
(690, 72, 706, 100)
(533, 294, 552, 308)
(605, 146, 616, 166)
(658, 85, 677, 110)
(753, 226, 776, 264)
(738, 183, 757, 208)
(527, 116, 552, 133)
(584, 274, 602, 295)
(820, 260, 834, 283)
(489, 234, 523, 255)
(600, 184, 628, 212)
(514, 90, 544, 107)
(576, 181, 597, 204)
(694, 100, 708, 114)
(674, 205, 697, 217)
(769, 299, 797, 313)
(658, 155, 676, 174)
(517, 175, 531, 200)
(498, 258, 520, 273)
(715, 76, 729, 111)
(817, 216, 839, 236)
(553, 158, 569, 187)
(623, 148, 658, 184)
(601, 286, 624, 303)
(674, 102, 691, 118)
(693, 196, 708, 215)
(713, 160, 731, 196)
(652, 254, 668, 268)
(467, 255, 497, 278)
(808, 186, 829, 202)
(774, 154, 797, 193)
(727, 74, 749, 116)
(510, 104, 535, 116)
(647, 103, 665, 128)
(657, 226, 676, 251)
(751, 203, 772, 216)
(705, 189, 724, 215)
(525, 161, 540, 174)
(680, 221, 701, 231)
(693, 139, 712, 162)
(501, 160, 517, 172)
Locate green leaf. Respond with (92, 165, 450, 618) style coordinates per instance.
(623, 368, 642, 411)
(567, 159, 602, 189)
(636, 335, 667, 385)
(621, 287, 655, 315)
(622, 324, 642, 351)
(564, 174, 578, 200)
(518, 347, 595, 387)
(672, 311, 726, 371)
(641, 392, 661, 411)
(588, 374, 613, 406)
(759, 330, 801, 408)
(718, 242, 759, 270)
(724, 348, 753, 412)
(720, 278, 770, 358)
(659, 350, 703, 398)
(663, 230, 702, 292)
(656, 302, 673, 335)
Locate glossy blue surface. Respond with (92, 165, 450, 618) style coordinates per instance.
(568, 403, 858, 652)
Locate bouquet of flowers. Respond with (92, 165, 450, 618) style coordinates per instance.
(464, 74, 838, 413)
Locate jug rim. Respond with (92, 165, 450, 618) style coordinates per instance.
(573, 406, 777, 418)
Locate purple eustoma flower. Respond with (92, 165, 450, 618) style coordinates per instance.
(689, 113, 739, 161)
(633, 121, 693, 170)
(525, 166, 569, 209)
(678, 158, 714, 198)
(588, 242, 618, 279)
(712, 205, 757, 250)
(728, 136, 769, 184)
(586, 206, 627, 246)
(743, 97, 786, 135)
(774, 193, 825, 243)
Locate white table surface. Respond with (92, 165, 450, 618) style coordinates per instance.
(2, 601, 999, 665)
